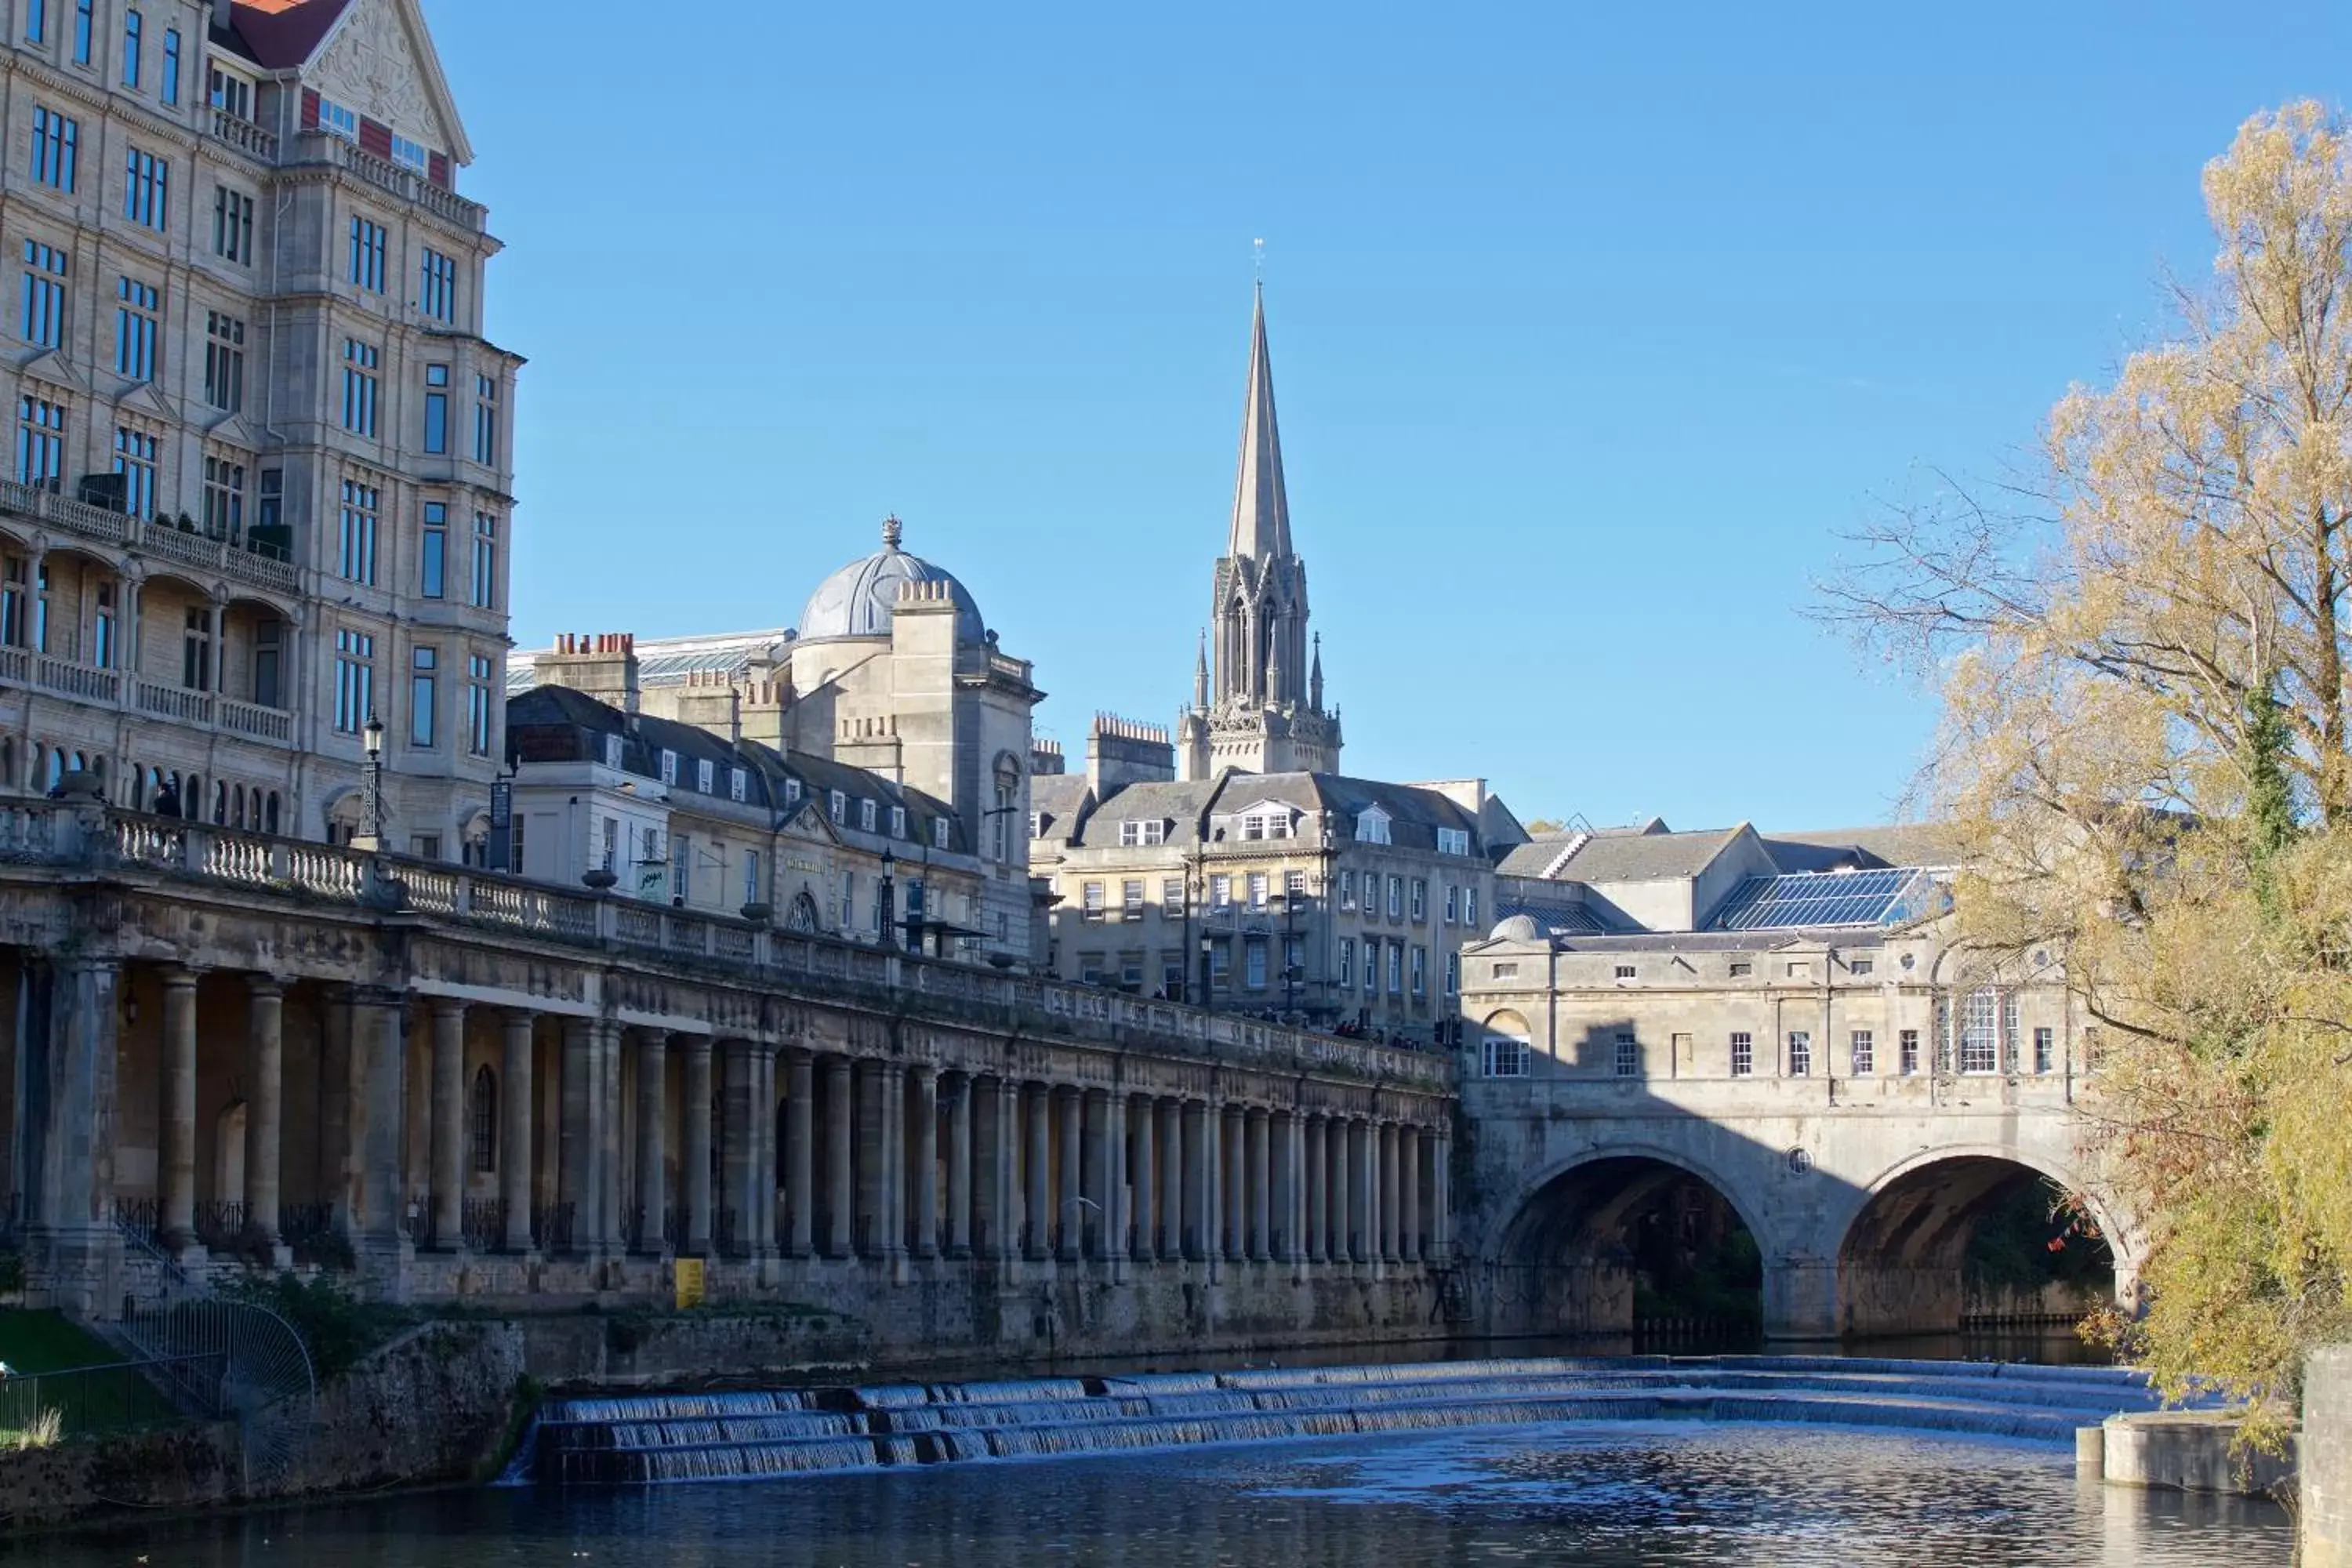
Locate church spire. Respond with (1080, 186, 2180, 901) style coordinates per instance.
(1311, 632, 1325, 713)
(1193, 630, 1210, 709)
(1227, 283, 1292, 564)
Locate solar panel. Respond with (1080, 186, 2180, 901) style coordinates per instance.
(1711, 868, 1944, 931)
(1498, 900, 1610, 936)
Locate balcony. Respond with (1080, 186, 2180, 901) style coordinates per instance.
(209, 108, 279, 163)
(34, 655, 119, 705)
(0, 480, 299, 598)
(291, 132, 486, 234)
(0, 652, 293, 748)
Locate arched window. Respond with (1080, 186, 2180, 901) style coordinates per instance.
(232, 786, 246, 829)
(180, 772, 200, 820)
(44, 747, 63, 792)
(89, 755, 105, 786)
(469, 1065, 497, 1173)
(264, 792, 281, 836)
(0, 738, 16, 790)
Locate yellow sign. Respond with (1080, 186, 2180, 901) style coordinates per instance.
(674, 1257, 706, 1311)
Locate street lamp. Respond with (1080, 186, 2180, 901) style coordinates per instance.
(1199, 932, 1215, 1016)
(354, 712, 386, 852)
(877, 847, 898, 949)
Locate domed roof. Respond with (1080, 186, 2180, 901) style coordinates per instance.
(1489, 914, 1544, 943)
(797, 517, 985, 645)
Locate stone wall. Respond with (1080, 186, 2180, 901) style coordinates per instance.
(2307, 1345, 2352, 1566)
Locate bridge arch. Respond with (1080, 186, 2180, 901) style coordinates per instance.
(1485, 1145, 1773, 1341)
(1834, 1145, 2134, 1338)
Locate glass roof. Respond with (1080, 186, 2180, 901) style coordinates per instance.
(1710, 868, 1947, 931)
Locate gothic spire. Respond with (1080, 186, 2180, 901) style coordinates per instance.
(1227, 283, 1292, 564)
(1193, 630, 1210, 709)
(1311, 631, 1325, 713)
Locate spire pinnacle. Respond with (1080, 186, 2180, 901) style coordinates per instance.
(1227, 286, 1292, 564)
(1194, 630, 1210, 709)
(880, 514, 904, 552)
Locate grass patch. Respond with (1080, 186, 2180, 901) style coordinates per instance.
(0, 1308, 118, 1375)
(0, 1309, 182, 1439)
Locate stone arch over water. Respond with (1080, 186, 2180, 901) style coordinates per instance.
(1485, 1149, 1769, 1341)
(1834, 1149, 2133, 1338)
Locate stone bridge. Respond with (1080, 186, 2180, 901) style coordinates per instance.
(1457, 1069, 2138, 1341)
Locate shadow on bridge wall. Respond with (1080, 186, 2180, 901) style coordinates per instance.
(1459, 1011, 2128, 1345)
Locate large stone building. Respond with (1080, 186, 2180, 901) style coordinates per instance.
(506, 634, 994, 957)
(1175, 288, 1341, 781)
(511, 520, 1043, 964)
(1031, 717, 1524, 1044)
(0, 0, 517, 853)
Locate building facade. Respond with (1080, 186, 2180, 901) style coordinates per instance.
(1176, 289, 1341, 781)
(510, 520, 1042, 964)
(1032, 722, 1521, 1044)
(0, 0, 517, 853)
(509, 634, 994, 956)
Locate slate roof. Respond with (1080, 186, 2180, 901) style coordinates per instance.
(1029, 775, 1092, 844)
(1496, 833, 1583, 878)
(1069, 780, 1228, 850)
(1495, 899, 1611, 937)
(507, 629, 793, 695)
(1550, 826, 1744, 883)
(220, 0, 350, 68)
(1763, 824, 1962, 872)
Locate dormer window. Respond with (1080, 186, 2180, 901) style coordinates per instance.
(659, 750, 678, 786)
(1119, 819, 1167, 847)
(695, 758, 714, 793)
(859, 798, 878, 833)
(729, 768, 746, 804)
(1240, 807, 1290, 842)
(1437, 827, 1471, 856)
(390, 134, 430, 175)
(932, 817, 950, 849)
(784, 777, 802, 805)
(1356, 807, 1392, 845)
(318, 96, 359, 142)
(890, 805, 906, 838)
(828, 789, 845, 823)
(601, 733, 622, 770)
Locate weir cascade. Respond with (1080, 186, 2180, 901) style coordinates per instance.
(519, 1355, 2186, 1486)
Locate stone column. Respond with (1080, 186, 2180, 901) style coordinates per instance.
(855, 1057, 892, 1261)
(1131, 1095, 1156, 1262)
(1399, 1124, 1421, 1263)
(633, 1029, 667, 1254)
(502, 1012, 537, 1253)
(558, 1018, 594, 1254)
(754, 1047, 778, 1255)
(1158, 1099, 1182, 1261)
(824, 1054, 853, 1258)
(349, 988, 411, 1276)
(158, 966, 199, 1254)
(426, 999, 467, 1251)
(242, 978, 285, 1250)
(720, 1039, 756, 1257)
(1304, 1116, 1327, 1262)
(1327, 1116, 1349, 1265)
(882, 1063, 907, 1276)
(1272, 1112, 1296, 1265)
(1432, 1127, 1451, 1263)
(1079, 1088, 1109, 1259)
(786, 1048, 814, 1258)
(321, 990, 353, 1235)
(1055, 1087, 1081, 1262)
(23, 956, 122, 1316)
(1348, 1120, 1371, 1264)
(597, 1020, 624, 1254)
(972, 1076, 1007, 1260)
(1246, 1108, 1272, 1261)
(1024, 1083, 1051, 1261)
(946, 1072, 972, 1258)
(911, 1066, 939, 1260)
(1202, 1100, 1226, 1269)
(1381, 1123, 1403, 1263)
(1221, 1106, 1246, 1262)
(1178, 1100, 1204, 1261)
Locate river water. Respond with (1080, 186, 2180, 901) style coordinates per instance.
(16, 1420, 2289, 1566)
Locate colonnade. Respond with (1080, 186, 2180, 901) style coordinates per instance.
(59, 955, 1452, 1285)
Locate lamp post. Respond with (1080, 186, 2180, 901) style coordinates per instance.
(877, 848, 897, 949)
(354, 712, 386, 852)
(1199, 933, 1215, 1017)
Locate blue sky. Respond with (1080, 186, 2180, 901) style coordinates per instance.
(421, 1, 2350, 833)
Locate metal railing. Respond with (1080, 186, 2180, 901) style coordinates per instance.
(0, 1355, 218, 1439)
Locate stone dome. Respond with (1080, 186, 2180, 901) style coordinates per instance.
(797, 516, 985, 645)
(1489, 914, 1543, 943)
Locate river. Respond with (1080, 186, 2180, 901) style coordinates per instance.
(13, 1419, 2289, 1566)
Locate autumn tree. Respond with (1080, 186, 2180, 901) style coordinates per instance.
(1817, 101, 2352, 1436)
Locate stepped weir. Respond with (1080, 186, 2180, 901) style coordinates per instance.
(517, 1356, 2181, 1486)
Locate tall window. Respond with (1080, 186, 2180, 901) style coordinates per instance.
(111, 426, 157, 517)
(20, 241, 65, 348)
(470, 510, 498, 608)
(1899, 1028, 1921, 1076)
(251, 617, 280, 706)
(1247, 872, 1268, 911)
(1338, 936, 1354, 989)
(333, 628, 374, 734)
(390, 133, 429, 175)
(207, 66, 251, 121)
(25, 0, 45, 43)
(201, 452, 245, 535)
(114, 277, 158, 380)
(419, 501, 446, 597)
(338, 478, 379, 584)
(71, 0, 89, 63)
(160, 25, 178, 103)
(1410, 945, 1427, 996)
(318, 96, 358, 140)
(212, 187, 253, 263)
(92, 581, 114, 668)
(203, 311, 244, 410)
(467, 654, 493, 755)
(1850, 1029, 1875, 1076)
(1386, 943, 1403, 995)
(121, 7, 140, 86)
(341, 339, 379, 434)
(123, 147, 168, 229)
(468, 1067, 496, 1174)
(1958, 989, 2000, 1074)
(2034, 1025, 2054, 1075)
(347, 216, 387, 292)
(16, 392, 63, 488)
(1613, 1033, 1639, 1077)
(473, 374, 498, 464)
(181, 605, 211, 690)
(31, 107, 78, 191)
(1787, 1030, 1813, 1077)
(1482, 1034, 1530, 1079)
(1730, 1032, 1754, 1077)
(0, 557, 23, 646)
(408, 646, 437, 747)
(419, 248, 456, 322)
(422, 364, 448, 452)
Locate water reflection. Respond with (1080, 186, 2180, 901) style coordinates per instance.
(19, 1422, 2285, 1567)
